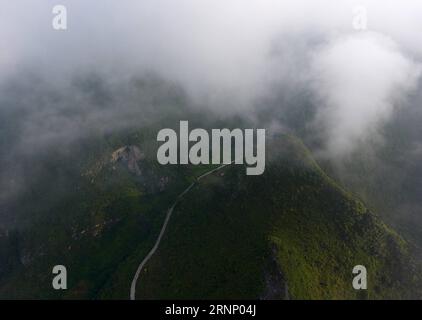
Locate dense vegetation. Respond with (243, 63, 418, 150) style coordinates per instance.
(136, 135, 421, 299)
(0, 123, 420, 299)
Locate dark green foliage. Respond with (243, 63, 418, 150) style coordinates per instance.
(136, 136, 421, 299)
(0, 127, 420, 299)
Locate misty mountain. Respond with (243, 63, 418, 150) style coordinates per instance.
(1, 1, 422, 300)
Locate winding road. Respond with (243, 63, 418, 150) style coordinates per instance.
(130, 162, 232, 300)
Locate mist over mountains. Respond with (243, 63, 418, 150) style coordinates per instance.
(1, 1, 422, 299)
(1, 1, 422, 154)
(2, 2, 422, 203)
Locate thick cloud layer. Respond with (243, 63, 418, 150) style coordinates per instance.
(1, 0, 422, 155)
(311, 32, 420, 156)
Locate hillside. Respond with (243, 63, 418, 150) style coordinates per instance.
(135, 135, 422, 299)
(0, 131, 420, 299)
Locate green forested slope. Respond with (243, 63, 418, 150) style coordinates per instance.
(0, 132, 420, 299)
(135, 135, 421, 299)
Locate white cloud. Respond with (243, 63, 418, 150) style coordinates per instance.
(311, 32, 421, 156)
(1, 0, 422, 154)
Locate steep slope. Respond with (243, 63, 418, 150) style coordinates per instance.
(0, 130, 420, 299)
(0, 125, 229, 299)
(135, 135, 421, 299)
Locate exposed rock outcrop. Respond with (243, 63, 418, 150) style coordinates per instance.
(111, 145, 145, 175)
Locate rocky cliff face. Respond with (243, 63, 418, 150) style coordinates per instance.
(111, 146, 145, 175)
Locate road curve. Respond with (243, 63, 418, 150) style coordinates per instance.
(130, 162, 232, 300)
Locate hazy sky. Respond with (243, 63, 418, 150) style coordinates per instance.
(1, 0, 422, 157)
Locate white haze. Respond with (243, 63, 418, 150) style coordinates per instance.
(1, 0, 422, 156)
(311, 32, 420, 156)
